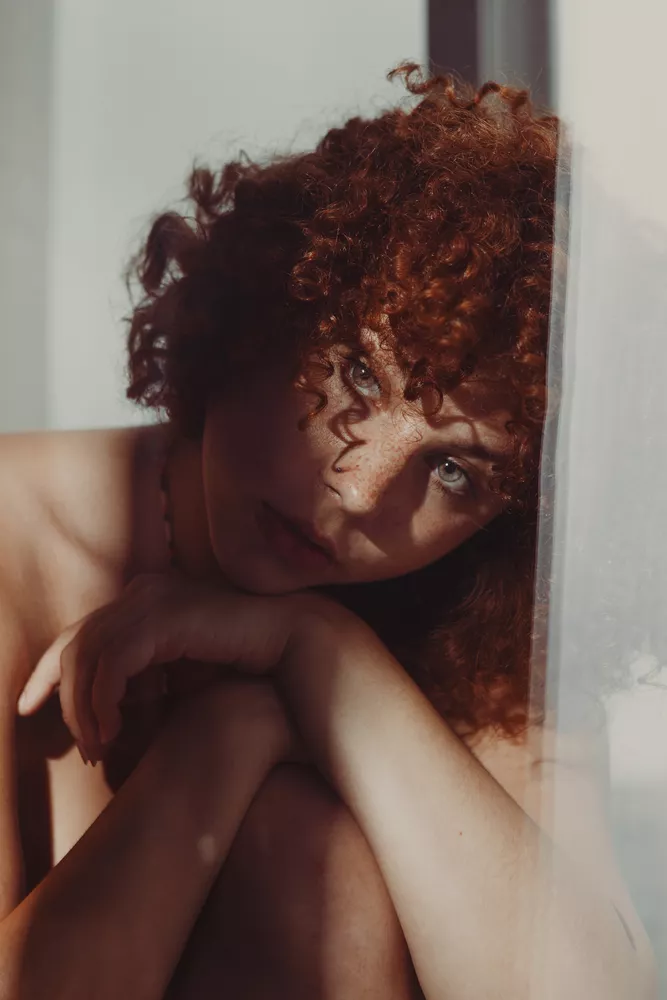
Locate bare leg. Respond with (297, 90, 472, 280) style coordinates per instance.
(1, 682, 290, 1000)
(167, 763, 422, 999)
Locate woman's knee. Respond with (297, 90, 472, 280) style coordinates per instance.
(211, 762, 416, 994)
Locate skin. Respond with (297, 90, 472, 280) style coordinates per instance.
(0, 334, 520, 1000)
(188, 331, 515, 594)
(0, 334, 656, 998)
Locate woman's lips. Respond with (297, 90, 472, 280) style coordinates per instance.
(257, 502, 336, 571)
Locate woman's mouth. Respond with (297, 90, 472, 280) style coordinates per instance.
(257, 502, 337, 572)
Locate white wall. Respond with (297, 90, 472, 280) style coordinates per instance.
(42, 0, 425, 430)
(0, 0, 53, 432)
(553, 0, 667, 228)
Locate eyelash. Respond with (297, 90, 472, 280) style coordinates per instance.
(340, 353, 476, 499)
(429, 457, 475, 499)
(340, 354, 383, 400)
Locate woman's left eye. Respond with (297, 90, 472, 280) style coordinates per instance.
(345, 359, 382, 399)
(432, 457, 471, 494)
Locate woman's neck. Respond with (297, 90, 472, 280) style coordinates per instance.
(164, 430, 221, 580)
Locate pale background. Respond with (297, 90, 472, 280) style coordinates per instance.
(547, 0, 667, 988)
(0, 0, 426, 432)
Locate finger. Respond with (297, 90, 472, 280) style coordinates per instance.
(66, 585, 176, 754)
(17, 616, 90, 715)
(18, 596, 128, 717)
(61, 601, 149, 751)
(91, 627, 158, 748)
(59, 625, 107, 749)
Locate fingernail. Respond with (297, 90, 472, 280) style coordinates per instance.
(76, 743, 89, 765)
(98, 723, 117, 746)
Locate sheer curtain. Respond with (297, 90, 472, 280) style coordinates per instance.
(532, 0, 667, 989)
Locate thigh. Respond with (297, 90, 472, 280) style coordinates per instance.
(166, 763, 421, 1000)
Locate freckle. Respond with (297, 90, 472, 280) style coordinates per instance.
(459, 831, 462, 836)
(197, 833, 217, 865)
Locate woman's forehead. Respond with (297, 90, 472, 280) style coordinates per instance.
(357, 328, 517, 433)
(443, 378, 517, 426)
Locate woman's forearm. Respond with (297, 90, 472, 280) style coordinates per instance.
(280, 609, 655, 1000)
(0, 682, 287, 1000)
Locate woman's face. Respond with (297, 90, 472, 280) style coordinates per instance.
(202, 333, 515, 595)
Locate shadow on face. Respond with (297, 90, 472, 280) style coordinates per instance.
(201, 336, 517, 596)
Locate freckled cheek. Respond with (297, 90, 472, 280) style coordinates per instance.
(407, 502, 485, 563)
(344, 433, 414, 493)
(411, 515, 459, 558)
(345, 455, 396, 505)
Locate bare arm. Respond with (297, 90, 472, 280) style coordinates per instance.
(18, 577, 657, 999)
(0, 679, 291, 1000)
(279, 605, 658, 1000)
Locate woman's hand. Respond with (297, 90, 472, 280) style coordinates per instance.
(16, 571, 334, 761)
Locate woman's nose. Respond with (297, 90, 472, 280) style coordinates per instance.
(327, 445, 407, 516)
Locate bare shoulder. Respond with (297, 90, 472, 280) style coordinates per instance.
(467, 707, 656, 971)
(0, 424, 168, 677)
(0, 428, 114, 604)
(463, 705, 611, 834)
(0, 422, 168, 568)
(0, 424, 163, 505)
(463, 698, 607, 774)
(0, 428, 115, 523)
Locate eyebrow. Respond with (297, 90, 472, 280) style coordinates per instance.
(444, 440, 509, 467)
(357, 343, 511, 468)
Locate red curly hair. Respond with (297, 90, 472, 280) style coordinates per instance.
(125, 65, 563, 740)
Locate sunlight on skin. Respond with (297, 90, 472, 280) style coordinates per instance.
(193, 330, 517, 596)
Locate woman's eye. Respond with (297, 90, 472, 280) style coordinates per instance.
(346, 359, 382, 399)
(433, 457, 470, 494)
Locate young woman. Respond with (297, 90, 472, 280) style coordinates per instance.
(0, 66, 657, 999)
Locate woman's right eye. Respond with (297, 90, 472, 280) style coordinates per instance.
(345, 358, 382, 399)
